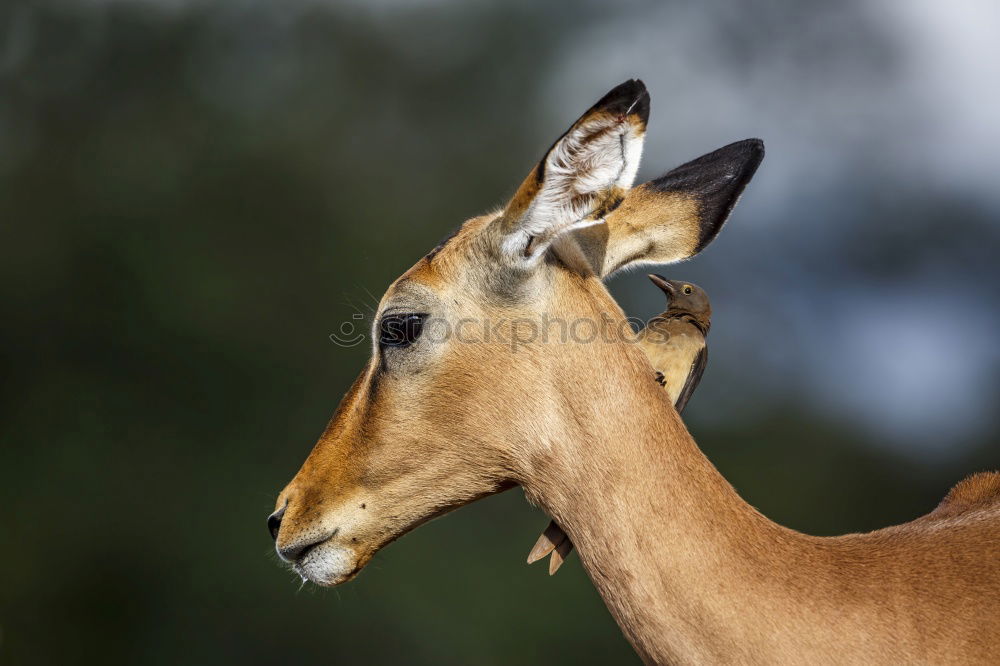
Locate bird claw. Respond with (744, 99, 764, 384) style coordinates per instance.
(527, 520, 574, 574)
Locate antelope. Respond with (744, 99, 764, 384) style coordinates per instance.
(269, 80, 1000, 664)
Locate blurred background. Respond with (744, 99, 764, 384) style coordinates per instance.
(2, 0, 998, 663)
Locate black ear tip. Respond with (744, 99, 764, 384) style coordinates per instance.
(605, 78, 647, 99)
(731, 138, 765, 188)
(644, 138, 766, 254)
(715, 139, 765, 180)
(593, 79, 650, 122)
(694, 138, 765, 185)
(647, 138, 765, 195)
(732, 138, 765, 169)
(711, 138, 764, 163)
(689, 139, 765, 252)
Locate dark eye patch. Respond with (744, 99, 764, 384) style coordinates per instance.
(379, 314, 426, 348)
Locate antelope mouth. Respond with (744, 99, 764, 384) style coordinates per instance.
(293, 538, 366, 587)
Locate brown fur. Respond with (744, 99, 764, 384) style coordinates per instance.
(928, 471, 1000, 519)
(600, 188, 702, 273)
(271, 81, 999, 664)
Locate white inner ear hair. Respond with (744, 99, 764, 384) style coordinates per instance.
(505, 113, 645, 262)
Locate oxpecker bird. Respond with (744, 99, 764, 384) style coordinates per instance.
(639, 274, 711, 412)
(527, 274, 712, 573)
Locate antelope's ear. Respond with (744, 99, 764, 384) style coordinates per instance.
(570, 139, 764, 278)
(491, 79, 650, 266)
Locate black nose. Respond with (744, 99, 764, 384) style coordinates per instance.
(267, 505, 285, 542)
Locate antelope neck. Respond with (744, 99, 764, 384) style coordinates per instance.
(519, 383, 811, 663)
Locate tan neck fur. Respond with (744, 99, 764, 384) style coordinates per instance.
(518, 376, 999, 665)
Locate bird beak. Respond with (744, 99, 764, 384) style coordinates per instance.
(648, 273, 675, 298)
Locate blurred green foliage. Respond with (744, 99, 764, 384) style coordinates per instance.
(0, 2, 996, 665)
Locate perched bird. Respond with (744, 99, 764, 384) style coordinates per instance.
(637, 275, 711, 412)
(527, 274, 712, 574)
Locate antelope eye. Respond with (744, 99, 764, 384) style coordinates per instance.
(683, 286, 693, 295)
(379, 314, 426, 348)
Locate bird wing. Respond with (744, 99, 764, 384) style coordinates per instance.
(674, 346, 707, 414)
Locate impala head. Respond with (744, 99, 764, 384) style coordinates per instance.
(270, 80, 763, 586)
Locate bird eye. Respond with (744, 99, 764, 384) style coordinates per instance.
(683, 286, 693, 295)
(379, 314, 426, 348)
